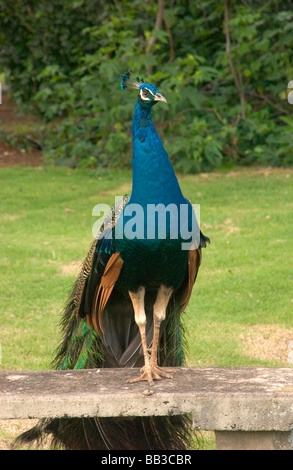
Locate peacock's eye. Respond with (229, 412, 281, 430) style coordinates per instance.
(142, 89, 150, 97)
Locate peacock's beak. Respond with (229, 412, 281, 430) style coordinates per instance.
(154, 93, 167, 103)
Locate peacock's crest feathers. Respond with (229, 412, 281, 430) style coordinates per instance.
(120, 70, 144, 91)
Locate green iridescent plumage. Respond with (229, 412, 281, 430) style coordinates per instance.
(59, 319, 100, 370)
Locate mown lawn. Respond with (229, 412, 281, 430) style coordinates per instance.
(1, 165, 292, 370)
(0, 164, 292, 449)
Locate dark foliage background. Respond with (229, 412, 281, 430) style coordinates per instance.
(0, 0, 292, 171)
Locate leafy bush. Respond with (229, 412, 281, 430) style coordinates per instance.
(0, 0, 292, 171)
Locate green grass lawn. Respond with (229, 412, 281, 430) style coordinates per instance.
(1, 165, 292, 371)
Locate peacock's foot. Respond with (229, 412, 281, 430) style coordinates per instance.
(128, 364, 175, 386)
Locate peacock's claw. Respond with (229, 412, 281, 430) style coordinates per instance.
(128, 364, 174, 386)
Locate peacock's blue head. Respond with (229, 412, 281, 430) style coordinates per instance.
(120, 71, 167, 108)
(137, 82, 167, 108)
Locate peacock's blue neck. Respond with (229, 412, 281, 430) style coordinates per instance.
(130, 102, 184, 206)
(114, 100, 198, 256)
(132, 101, 154, 133)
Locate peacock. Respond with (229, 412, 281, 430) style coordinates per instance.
(15, 71, 210, 450)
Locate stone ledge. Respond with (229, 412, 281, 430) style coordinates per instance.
(1, 367, 293, 434)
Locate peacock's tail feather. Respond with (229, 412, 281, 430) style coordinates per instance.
(58, 318, 102, 371)
(160, 297, 187, 368)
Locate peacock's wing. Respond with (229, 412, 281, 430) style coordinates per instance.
(52, 195, 129, 371)
(77, 195, 130, 321)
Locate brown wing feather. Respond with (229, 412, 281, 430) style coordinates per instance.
(180, 248, 202, 313)
(90, 252, 124, 334)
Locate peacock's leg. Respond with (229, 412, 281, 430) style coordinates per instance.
(128, 285, 175, 386)
(128, 286, 154, 386)
(148, 285, 174, 379)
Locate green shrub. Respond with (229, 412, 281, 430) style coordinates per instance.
(0, 0, 292, 171)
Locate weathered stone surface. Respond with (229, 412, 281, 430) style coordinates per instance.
(215, 431, 293, 450)
(1, 367, 293, 435)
